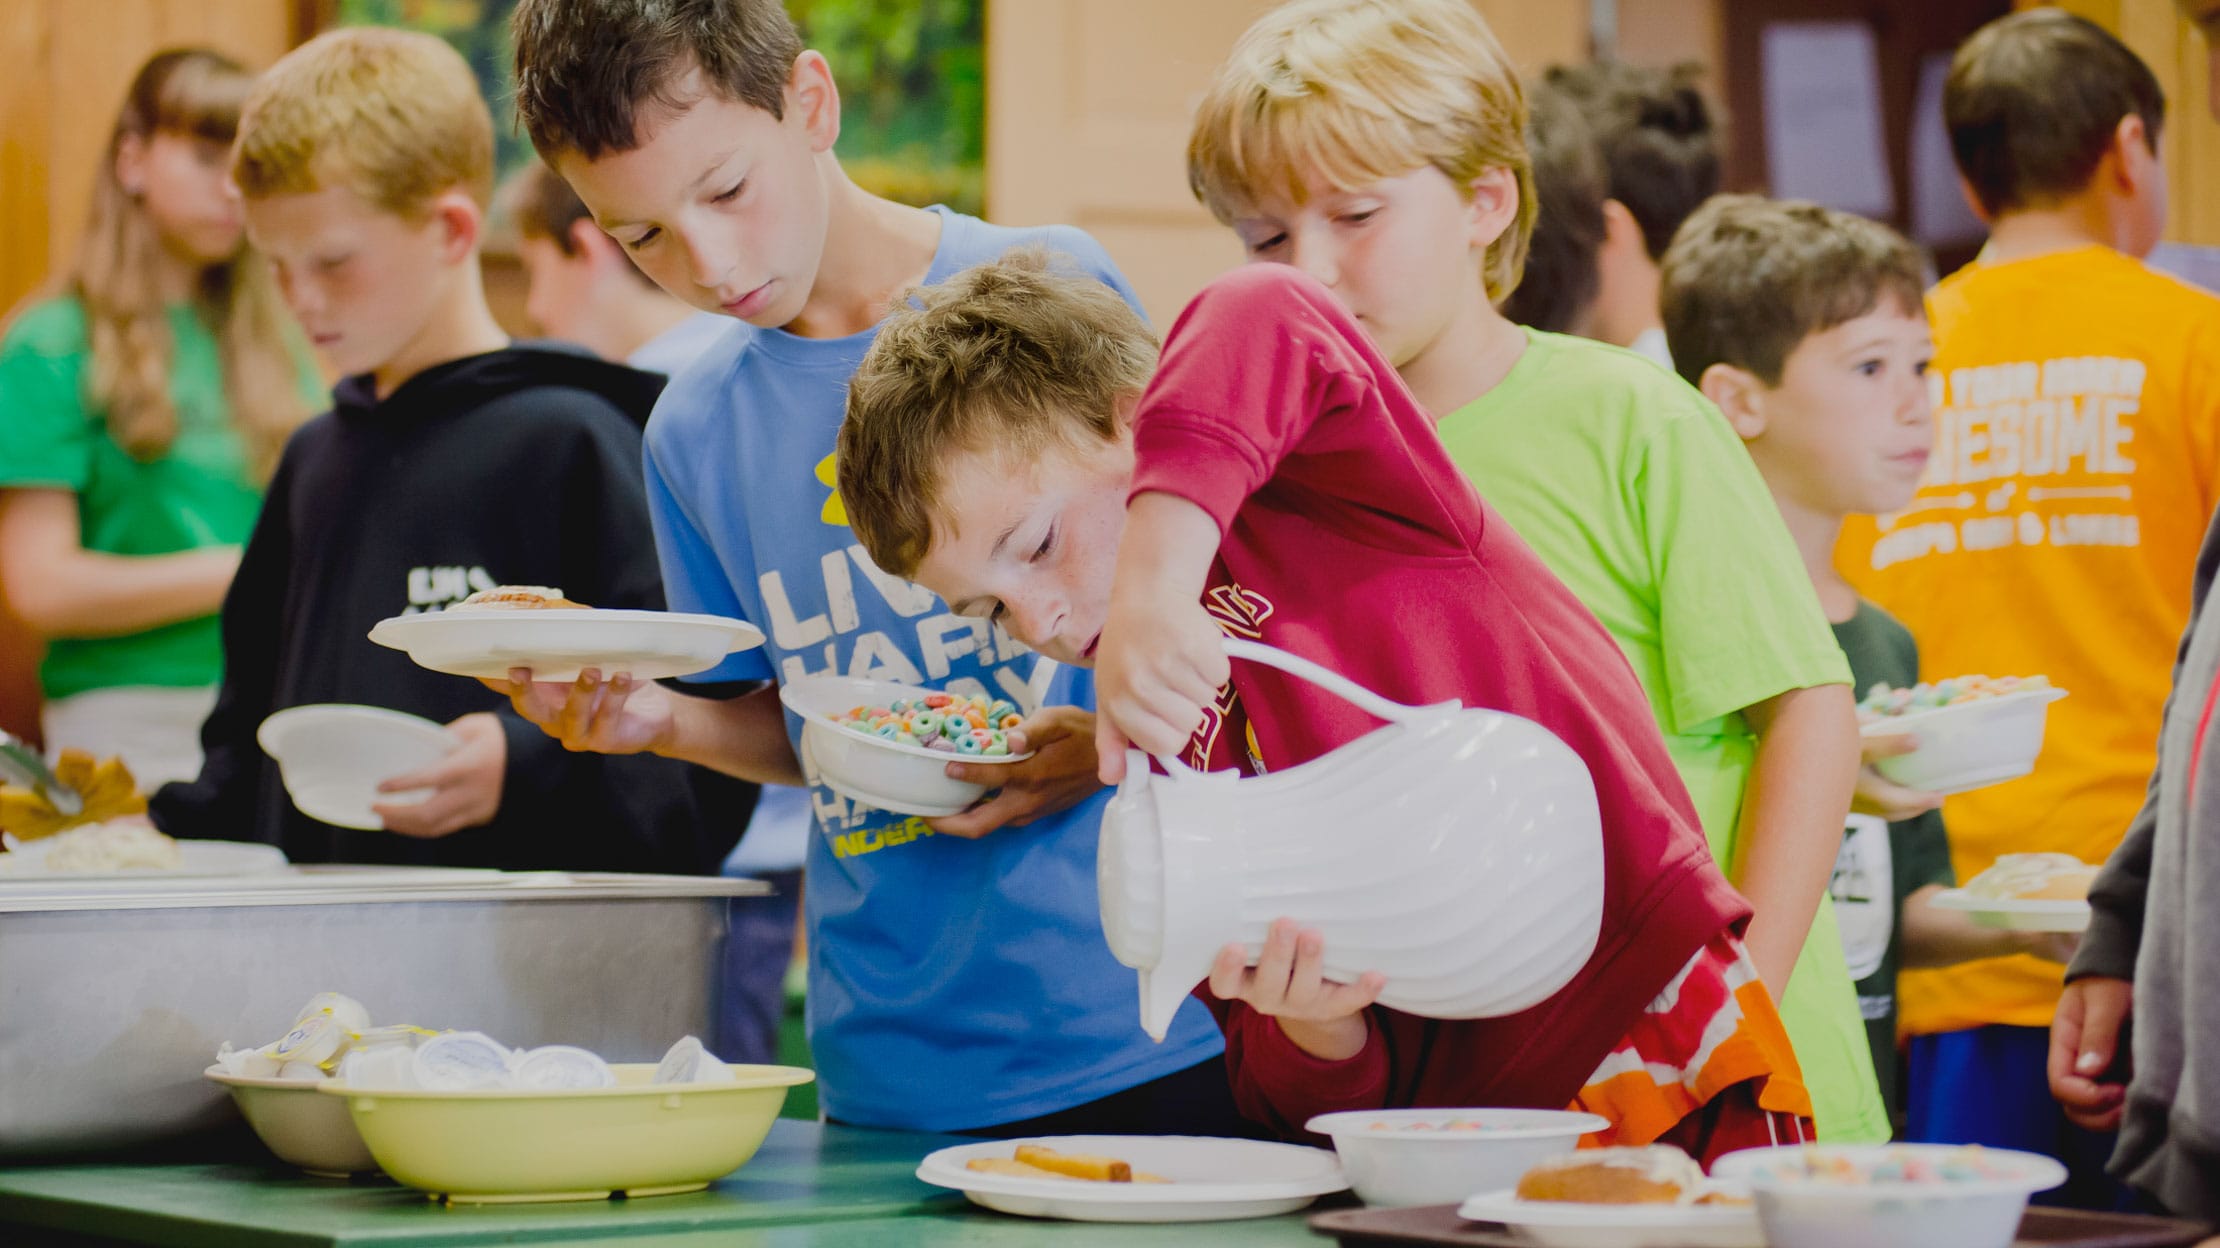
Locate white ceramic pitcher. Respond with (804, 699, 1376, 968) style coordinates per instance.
(1097, 640, 1605, 1041)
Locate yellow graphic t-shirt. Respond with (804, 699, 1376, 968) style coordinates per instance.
(1838, 245, 2220, 1034)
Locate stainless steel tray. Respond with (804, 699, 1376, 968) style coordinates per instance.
(0, 868, 770, 1158)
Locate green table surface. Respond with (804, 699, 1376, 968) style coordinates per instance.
(0, 1121, 1336, 1247)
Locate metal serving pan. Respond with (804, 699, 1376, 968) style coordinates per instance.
(0, 868, 769, 1158)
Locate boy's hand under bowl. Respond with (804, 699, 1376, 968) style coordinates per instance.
(1211, 918, 1387, 1063)
(1855, 732, 1946, 822)
(928, 706, 1105, 839)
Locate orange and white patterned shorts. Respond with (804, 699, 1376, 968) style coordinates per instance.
(1568, 932, 1814, 1167)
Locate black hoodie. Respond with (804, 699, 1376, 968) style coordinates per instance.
(151, 345, 751, 872)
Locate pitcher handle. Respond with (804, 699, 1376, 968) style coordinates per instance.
(1221, 639, 1453, 726)
(1126, 640, 1454, 784)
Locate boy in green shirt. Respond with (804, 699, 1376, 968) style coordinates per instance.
(1187, 0, 1882, 1139)
(1661, 194, 2076, 1121)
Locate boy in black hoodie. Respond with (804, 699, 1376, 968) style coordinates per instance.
(150, 27, 746, 872)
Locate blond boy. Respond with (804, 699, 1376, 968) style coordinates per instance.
(1184, 0, 1883, 1140)
(147, 28, 739, 878)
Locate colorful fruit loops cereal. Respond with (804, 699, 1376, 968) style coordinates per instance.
(1771, 1146, 2014, 1184)
(832, 693, 1022, 756)
(1857, 674, 2051, 722)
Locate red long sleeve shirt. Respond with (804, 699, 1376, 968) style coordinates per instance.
(1127, 264, 1751, 1135)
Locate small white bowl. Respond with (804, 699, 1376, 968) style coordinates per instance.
(257, 705, 457, 830)
(1860, 686, 2068, 794)
(206, 1066, 378, 1176)
(1712, 1144, 2067, 1248)
(1306, 1108, 1608, 1207)
(780, 676, 1034, 817)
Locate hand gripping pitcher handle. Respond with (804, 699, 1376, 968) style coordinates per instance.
(1126, 638, 1457, 782)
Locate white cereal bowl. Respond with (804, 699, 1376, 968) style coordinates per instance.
(1712, 1144, 2067, 1248)
(780, 676, 1033, 817)
(257, 705, 457, 831)
(1307, 1108, 1608, 1207)
(206, 1067, 379, 1176)
(1861, 687, 2069, 794)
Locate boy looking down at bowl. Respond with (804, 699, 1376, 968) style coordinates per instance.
(495, 0, 1244, 1136)
(1662, 194, 2080, 1125)
(835, 248, 1812, 1164)
(145, 28, 742, 874)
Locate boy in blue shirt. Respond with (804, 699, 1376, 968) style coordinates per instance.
(501, 0, 1235, 1134)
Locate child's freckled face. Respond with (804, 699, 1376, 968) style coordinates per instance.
(245, 186, 452, 378)
(1756, 302, 1937, 517)
(911, 434, 1135, 667)
(1231, 166, 1484, 371)
(556, 71, 831, 329)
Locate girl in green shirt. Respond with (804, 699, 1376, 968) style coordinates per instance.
(0, 48, 313, 787)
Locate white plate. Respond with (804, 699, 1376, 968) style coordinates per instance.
(915, 1135, 1346, 1223)
(1930, 887, 2091, 932)
(0, 839, 288, 880)
(1457, 1188, 1764, 1248)
(367, 608, 765, 682)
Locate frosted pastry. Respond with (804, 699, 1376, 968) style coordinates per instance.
(1516, 1145, 1708, 1205)
(1964, 852, 2099, 902)
(451, 586, 587, 611)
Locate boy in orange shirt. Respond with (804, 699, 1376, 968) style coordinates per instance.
(1838, 9, 2220, 1199)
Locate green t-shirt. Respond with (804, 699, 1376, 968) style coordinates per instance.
(1830, 600, 1957, 1120)
(0, 297, 302, 699)
(1436, 329, 1885, 1142)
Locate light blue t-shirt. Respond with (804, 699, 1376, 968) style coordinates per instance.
(645, 207, 1223, 1131)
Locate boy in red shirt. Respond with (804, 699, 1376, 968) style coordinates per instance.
(836, 250, 1810, 1160)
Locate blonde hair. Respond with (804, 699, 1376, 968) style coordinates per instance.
(839, 249, 1158, 578)
(232, 27, 495, 216)
(1187, 0, 1536, 303)
(62, 47, 307, 480)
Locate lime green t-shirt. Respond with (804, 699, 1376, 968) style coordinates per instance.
(0, 297, 301, 700)
(1437, 329, 1885, 1142)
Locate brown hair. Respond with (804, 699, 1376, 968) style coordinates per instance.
(232, 27, 494, 215)
(1660, 194, 1929, 387)
(499, 159, 655, 286)
(512, 0, 804, 161)
(1945, 9, 2164, 218)
(1502, 79, 1607, 333)
(1546, 60, 1719, 261)
(60, 47, 307, 479)
(1186, 0, 1536, 304)
(838, 249, 1158, 578)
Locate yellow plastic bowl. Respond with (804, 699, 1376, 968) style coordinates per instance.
(319, 1063, 813, 1203)
(206, 1067, 380, 1176)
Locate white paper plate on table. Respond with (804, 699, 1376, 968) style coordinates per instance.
(368, 608, 765, 682)
(0, 838, 287, 879)
(1456, 1188, 1764, 1248)
(1930, 887, 2091, 933)
(916, 1135, 1346, 1223)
